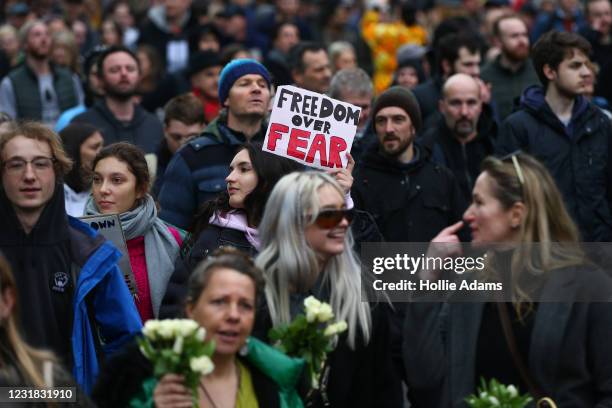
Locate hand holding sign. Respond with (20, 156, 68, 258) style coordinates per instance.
(327, 153, 354, 194)
(263, 85, 361, 170)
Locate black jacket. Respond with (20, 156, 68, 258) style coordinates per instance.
(159, 225, 255, 319)
(353, 143, 467, 242)
(403, 264, 612, 408)
(253, 298, 403, 408)
(419, 112, 497, 202)
(497, 86, 612, 242)
(72, 100, 164, 154)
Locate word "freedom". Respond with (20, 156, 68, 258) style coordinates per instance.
(277, 88, 360, 126)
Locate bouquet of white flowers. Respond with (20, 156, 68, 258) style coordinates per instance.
(466, 378, 532, 408)
(269, 296, 347, 390)
(138, 319, 215, 406)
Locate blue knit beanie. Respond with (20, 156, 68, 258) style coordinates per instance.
(218, 59, 272, 104)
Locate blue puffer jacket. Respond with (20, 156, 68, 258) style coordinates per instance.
(68, 216, 142, 393)
(497, 85, 612, 242)
(158, 111, 267, 229)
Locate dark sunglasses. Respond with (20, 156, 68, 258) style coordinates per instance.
(314, 208, 355, 229)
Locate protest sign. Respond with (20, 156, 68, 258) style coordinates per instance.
(80, 214, 137, 297)
(263, 85, 361, 169)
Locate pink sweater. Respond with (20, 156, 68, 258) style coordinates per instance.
(127, 226, 182, 322)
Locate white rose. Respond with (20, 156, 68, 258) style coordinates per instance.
(507, 385, 517, 398)
(195, 327, 206, 342)
(317, 303, 334, 323)
(306, 308, 319, 323)
(304, 296, 322, 313)
(142, 320, 160, 339)
(324, 321, 348, 337)
(324, 325, 335, 337)
(190, 356, 215, 375)
(172, 335, 184, 354)
(157, 321, 174, 339)
(334, 320, 347, 334)
(488, 396, 500, 406)
(178, 320, 199, 337)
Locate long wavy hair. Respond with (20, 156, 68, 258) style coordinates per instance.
(0, 253, 56, 390)
(480, 153, 584, 307)
(256, 172, 371, 348)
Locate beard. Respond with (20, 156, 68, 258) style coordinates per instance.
(27, 45, 50, 60)
(379, 134, 412, 157)
(103, 82, 137, 101)
(453, 119, 476, 139)
(502, 44, 529, 63)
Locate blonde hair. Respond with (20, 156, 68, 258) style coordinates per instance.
(0, 254, 56, 390)
(256, 171, 371, 348)
(0, 121, 73, 177)
(480, 153, 584, 308)
(51, 30, 80, 74)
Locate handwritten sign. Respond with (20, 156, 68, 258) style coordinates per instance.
(263, 85, 361, 169)
(80, 214, 137, 297)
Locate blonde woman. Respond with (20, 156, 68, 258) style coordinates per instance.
(254, 171, 402, 407)
(404, 153, 612, 407)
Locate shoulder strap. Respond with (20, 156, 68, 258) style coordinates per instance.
(495, 302, 543, 398)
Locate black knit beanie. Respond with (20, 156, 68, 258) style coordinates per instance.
(371, 86, 422, 133)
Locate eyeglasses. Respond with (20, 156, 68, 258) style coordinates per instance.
(500, 151, 524, 185)
(314, 208, 355, 229)
(3, 157, 56, 175)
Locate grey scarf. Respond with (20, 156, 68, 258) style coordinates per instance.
(85, 194, 179, 317)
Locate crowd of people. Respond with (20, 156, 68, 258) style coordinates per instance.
(0, 0, 611, 406)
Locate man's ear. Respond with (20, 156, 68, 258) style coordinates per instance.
(542, 63, 556, 82)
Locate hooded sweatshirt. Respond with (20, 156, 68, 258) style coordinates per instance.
(72, 100, 163, 154)
(0, 184, 75, 366)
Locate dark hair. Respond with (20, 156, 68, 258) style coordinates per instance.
(532, 31, 592, 87)
(60, 123, 99, 193)
(220, 43, 249, 65)
(189, 23, 221, 52)
(164, 94, 205, 126)
(289, 42, 327, 73)
(186, 247, 265, 306)
(437, 32, 482, 73)
(101, 17, 123, 45)
(401, 3, 417, 26)
(96, 45, 139, 78)
(271, 21, 298, 43)
(185, 142, 304, 250)
(92, 142, 150, 196)
(136, 44, 163, 80)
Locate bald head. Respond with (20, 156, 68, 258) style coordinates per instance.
(439, 74, 482, 141)
(442, 73, 481, 100)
